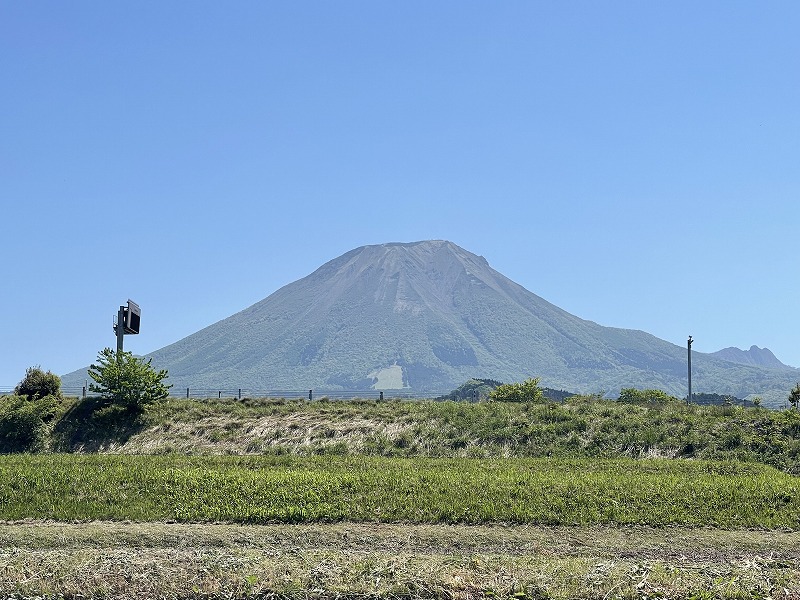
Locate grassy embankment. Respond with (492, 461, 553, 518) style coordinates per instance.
(4, 395, 800, 599)
(47, 395, 800, 469)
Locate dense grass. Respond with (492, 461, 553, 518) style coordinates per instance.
(1, 454, 798, 528)
(7, 395, 800, 599)
(8, 392, 800, 465)
(84, 395, 800, 469)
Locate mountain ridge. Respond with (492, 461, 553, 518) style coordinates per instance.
(62, 240, 798, 405)
(709, 345, 795, 370)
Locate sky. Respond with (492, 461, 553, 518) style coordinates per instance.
(1, 1, 798, 388)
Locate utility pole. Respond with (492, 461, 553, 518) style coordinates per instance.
(687, 335, 693, 404)
(116, 305, 126, 353)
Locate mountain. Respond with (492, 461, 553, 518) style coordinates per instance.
(62, 240, 798, 404)
(709, 346, 795, 370)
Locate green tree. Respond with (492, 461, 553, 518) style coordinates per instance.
(489, 378, 544, 403)
(14, 366, 61, 400)
(88, 348, 171, 413)
(789, 383, 800, 410)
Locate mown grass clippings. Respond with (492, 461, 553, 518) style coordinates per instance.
(0, 522, 799, 600)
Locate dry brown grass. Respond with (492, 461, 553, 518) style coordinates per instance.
(112, 412, 414, 455)
(1, 521, 799, 599)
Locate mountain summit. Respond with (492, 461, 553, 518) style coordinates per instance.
(709, 345, 794, 370)
(64, 240, 798, 402)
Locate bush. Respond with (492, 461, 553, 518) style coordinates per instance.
(437, 378, 503, 401)
(489, 378, 544, 403)
(789, 383, 800, 410)
(14, 366, 61, 400)
(617, 388, 677, 404)
(0, 394, 58, 452)
(88, 348, 171, 413)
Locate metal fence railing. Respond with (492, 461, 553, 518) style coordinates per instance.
(0, 385, 448, 401)
(0, 386, 777, 406)
(167, 388, 441, 400)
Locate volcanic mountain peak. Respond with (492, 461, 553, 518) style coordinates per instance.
(61, 240, 799, 405)
(310, 240, 499, 316)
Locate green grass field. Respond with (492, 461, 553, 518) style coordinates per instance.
(1, 454, 798, 528)
(5, 395, 800, 598)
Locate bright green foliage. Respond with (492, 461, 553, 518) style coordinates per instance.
(489, 378, 544, 403)
(0, 454, 797, 528)
(790, 383, 800, 410)
(617, 388, 677, 404)
(0, 394, 58, 452)
(14, 366, 61, 400)
(88, 348, 171, 413)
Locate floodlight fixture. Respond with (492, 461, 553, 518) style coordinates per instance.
(115, 299, 141, 353)
(124, 299, 141, 335)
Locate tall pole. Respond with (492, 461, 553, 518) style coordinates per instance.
(116, 305, 125, 355)
(687, 335, 693, 404)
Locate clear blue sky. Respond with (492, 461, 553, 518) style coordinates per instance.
(2, 1, 798, 387)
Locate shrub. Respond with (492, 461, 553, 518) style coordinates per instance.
(617, 388, 677, 404)
(14, 366, 61, 400)
(0, 394, 58, 452)
(88, 348, 171, 413)
(789, 383, 800, 410)
(437, 378, 503, 401)
(489, 378, 544, 403)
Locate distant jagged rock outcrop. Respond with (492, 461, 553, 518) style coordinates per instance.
(709, 345, 794, 370)
(62, 240, 799, 405)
